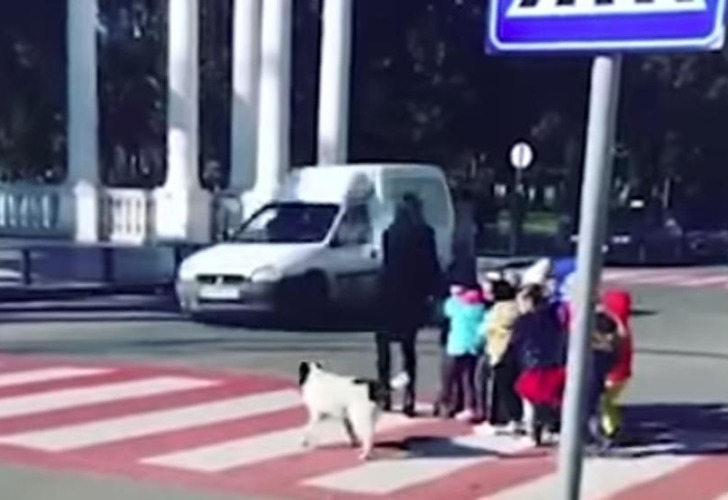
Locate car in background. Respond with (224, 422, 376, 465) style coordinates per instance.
(573, 201, 728, 265)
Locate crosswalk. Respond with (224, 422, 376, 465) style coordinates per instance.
(0, 356, 724, 499)
(602, 268, 728, 290)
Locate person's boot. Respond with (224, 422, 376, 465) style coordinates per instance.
(586, 415, 613, 456)
(403, 389, 416, 417)
(382, 389, 392, 412)
(532, 422, 544, 447)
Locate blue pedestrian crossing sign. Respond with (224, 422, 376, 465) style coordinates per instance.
(487, 0, 727, 53)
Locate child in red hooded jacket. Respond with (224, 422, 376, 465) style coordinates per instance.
(600, 289, 634, 439)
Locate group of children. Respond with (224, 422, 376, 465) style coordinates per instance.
(434, 258, 634, 449)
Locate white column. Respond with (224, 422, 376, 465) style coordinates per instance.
(67, 0, 100, 243)
(317, 0, 354, 165)
(230, 0, 262, 192)
(247, 0, 293, 213)
(155, 0, 210, 242)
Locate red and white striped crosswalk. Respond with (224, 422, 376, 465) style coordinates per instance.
(603, 268, 728, 291)
(0, 355, 725, 499)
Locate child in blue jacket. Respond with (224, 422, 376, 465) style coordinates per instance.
(435, 284, 487, 422)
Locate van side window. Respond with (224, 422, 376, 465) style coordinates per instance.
(387, 178, 450, 227)
(334, 204, 372, 246)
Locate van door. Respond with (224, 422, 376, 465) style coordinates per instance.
(326, 202, 380, 306)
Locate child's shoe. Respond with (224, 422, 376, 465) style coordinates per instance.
(432, 402, 451, 419)
(505, 420, 527, 435)
(455, 408, 475, 423)
(473, 421, 501, 436)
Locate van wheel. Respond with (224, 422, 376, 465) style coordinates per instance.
(301, 272, 331, 317)
(181, 302, 210, 324)
(279, 272, 330, 321)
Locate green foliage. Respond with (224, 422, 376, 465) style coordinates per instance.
(1, 0, 728, 205)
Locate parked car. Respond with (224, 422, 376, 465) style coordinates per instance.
(572, 203, 728, 265)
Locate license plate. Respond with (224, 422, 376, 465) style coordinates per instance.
(198, 285, 240, 300)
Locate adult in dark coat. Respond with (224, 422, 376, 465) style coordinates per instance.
(376, 194, 443, 416)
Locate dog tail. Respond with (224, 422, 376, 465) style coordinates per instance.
(389, 371, 410, 391)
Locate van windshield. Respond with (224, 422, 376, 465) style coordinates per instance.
(230, 202, 340, 244)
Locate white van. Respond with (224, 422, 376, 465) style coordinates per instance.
(175, 163, 454, 318)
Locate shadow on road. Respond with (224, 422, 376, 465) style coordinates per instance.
(631, 308, 658, 318)
(291, 403, 728, 463)
(372, 403, 728, 462)
(616, 403, 728, 458)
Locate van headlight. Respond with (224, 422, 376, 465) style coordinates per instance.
(250, 266, 282, 283)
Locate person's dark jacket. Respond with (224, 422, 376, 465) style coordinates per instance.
(379, 215, 443, 332)
(509, 303, 566, 372)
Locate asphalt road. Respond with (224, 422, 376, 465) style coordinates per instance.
(0, 283, 727, 499)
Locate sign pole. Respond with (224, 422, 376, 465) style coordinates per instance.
(557, 53, 622, 500)
(510, 168, 523, 255)
(508, 141, 534, 255)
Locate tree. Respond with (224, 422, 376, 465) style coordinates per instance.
(0, 0, 65, 182)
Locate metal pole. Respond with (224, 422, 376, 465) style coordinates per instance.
(317, 0, 354, 165)
(509, 169, 523, 255)
(557, 53, 623, 500)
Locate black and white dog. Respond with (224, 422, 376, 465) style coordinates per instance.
(298, 361, 409, 460)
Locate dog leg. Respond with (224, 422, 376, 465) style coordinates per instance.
(301, 411, 321, 449)
(350, 409, 376, 460)
(359, 434, 374, 460)
(342, 417, 360, 448)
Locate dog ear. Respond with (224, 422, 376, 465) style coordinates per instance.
(298, 361, 311, 386)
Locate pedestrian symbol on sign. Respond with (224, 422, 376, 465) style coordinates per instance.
(506, 0, 708, 18)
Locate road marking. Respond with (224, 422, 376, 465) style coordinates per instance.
(0, 357, 724, 499)
(0, 377, 216, 419)
(487, 448, 696, 499)
(303, 434, 533, 495)
(0, 389, 300, 451)
(617, 273, 686, 284)
(678, 275, 728, 287)
(0, 367, 111, 388)
(142, 408, 426, 473)
(602, 270, 655, 281)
